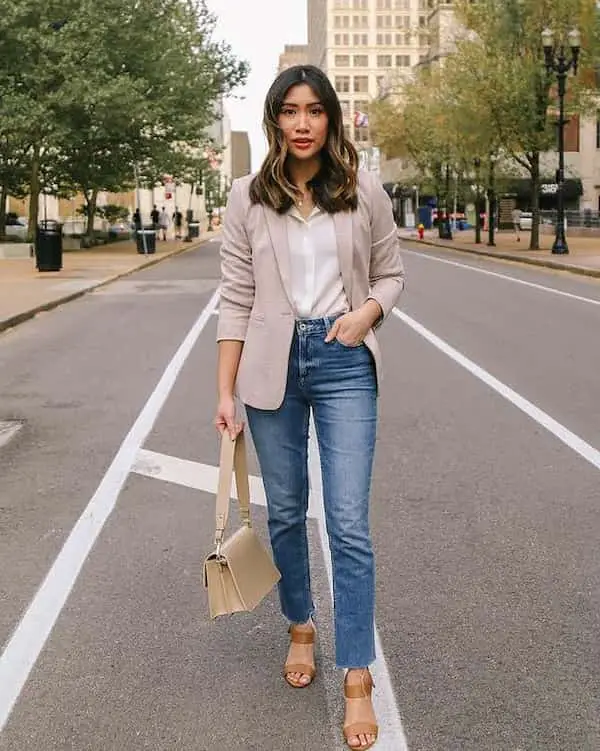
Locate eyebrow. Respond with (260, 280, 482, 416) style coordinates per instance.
(282, 100, 324, 107)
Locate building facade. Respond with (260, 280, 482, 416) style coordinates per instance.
(231, 131, 252, 179)
(278, 44, 310, 73)
(306, 0, 431, 175)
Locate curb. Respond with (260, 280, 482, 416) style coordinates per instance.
(0, 234, 218, 335)
(400, 236, 600, 280)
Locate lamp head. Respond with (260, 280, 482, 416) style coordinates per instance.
(568, 28, 581, 73)
(542, 28, 555, 71)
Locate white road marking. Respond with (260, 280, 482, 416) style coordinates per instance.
(0, 421, 23, 450)
(131, 448, 320, 521)
(393, 308, 600, 472)
(308, 421, 409, 751)
(402, 248, 600, 307)
(0, 288, 220, 734)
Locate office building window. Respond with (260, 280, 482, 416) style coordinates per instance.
(354, 127, 370, 142)
(395, 0, 410, 8)
(335, 76, 351, 93)
(395, 15, 409, 28)
(354, 75, 369, 93)
(377, 55, 393, 67)
(354, 54, 369, 67)
(335, 55, 351, 67)
(353, 33, 369, 45)
(376, 33, 393, 45)
(376, 15, 393, 28)
(335, 33, 351, 46)
(340, 100, 351, 117)
(376, 0, 391, 8)
(396, 54, 410, 67)
(334, 15, 350, 28)
(396, 32, 411, 45)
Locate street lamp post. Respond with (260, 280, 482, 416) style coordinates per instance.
(542, 27, 581, 255)
(487, 153, 497, 247)
(473, 157, 482, 244)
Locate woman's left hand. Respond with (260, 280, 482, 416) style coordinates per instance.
(324, 302, 382, 347)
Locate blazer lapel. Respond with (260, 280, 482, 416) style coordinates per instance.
(333, 211, 354, 308)
(262, 205, 294, 308)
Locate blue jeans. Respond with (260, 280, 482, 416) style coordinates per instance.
(245, 315, 377, 668)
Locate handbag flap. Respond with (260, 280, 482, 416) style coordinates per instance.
(218, 525, 280, 611)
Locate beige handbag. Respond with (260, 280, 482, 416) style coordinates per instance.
(203, 430, 281, 619)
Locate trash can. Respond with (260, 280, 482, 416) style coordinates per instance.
(136, 229, 156, 254)
(36, 220, 63, 272)
(188, 222, 200, 239)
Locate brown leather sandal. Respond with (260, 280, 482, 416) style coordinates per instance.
(343, 669, 378, 750)
(283, 623, 316, 688)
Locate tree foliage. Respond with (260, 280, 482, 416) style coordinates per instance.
(0, 0, 248, 239)
(372, 0, 600, 248)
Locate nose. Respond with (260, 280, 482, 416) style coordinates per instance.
(295, 112, 310, 132)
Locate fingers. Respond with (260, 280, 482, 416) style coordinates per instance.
(324, 319, 340, 343)
(214, 413, 243, 440)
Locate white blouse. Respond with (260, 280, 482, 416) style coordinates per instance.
(286, 205, 350, 319)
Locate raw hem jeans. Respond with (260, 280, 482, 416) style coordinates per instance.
(245, 315, 377, 669)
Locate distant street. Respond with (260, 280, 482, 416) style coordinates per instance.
(1, 238, 599, 750)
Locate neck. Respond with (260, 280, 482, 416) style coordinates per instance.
(287, 155, 321, 189)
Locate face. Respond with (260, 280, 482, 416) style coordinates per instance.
(277, 83, 329, 162)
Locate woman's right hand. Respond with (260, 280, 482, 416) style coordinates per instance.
(214, 394, 244, 440)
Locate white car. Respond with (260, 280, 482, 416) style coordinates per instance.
(519, 212, 533, 230)
(5, 216, 29, 241)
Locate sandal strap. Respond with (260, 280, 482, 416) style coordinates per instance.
(284, 662, 316, 678)
(344, 672, 373, 699)
(343, 722, 378, 738)
(289, 627, 315, 645)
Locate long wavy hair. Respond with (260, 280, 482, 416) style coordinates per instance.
(249, 65, 359, 214)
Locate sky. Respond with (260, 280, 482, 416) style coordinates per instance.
(205, 0, 308, 172)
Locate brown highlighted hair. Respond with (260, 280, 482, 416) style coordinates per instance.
(249, 65, 359, 214)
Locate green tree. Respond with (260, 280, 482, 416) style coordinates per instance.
(454, 0, 600, 248)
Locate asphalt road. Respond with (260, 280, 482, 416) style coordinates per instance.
(0, 237, 598, 751)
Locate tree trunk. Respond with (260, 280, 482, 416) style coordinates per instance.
(84, 188, 98, 244)
(529, 152, 541, 250)
(0, 185, 7, 239)
(27, 147, 41, 243)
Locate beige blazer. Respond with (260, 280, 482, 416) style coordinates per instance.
(217, 168, 405, 410)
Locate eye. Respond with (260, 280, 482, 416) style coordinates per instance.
(310, 108, 324, 116)
(281, 107, 296, 117)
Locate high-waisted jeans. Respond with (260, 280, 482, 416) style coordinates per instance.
(245, 315, 377, 668)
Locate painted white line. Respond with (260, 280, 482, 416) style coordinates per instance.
(308, 421, 409, 751)
(393, 308, 600, 472)
(0, 288, 220, 733)
(0, 421, 23, 450)
(402, 248, 600, 307)
(132, 448, 322, 519)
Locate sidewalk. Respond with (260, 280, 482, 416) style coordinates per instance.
(0, 232, 216, 333)
(399, 228, 600, 278)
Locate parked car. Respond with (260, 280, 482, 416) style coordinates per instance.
(519, 211, 533, 230)
(5, 215, 28, 241)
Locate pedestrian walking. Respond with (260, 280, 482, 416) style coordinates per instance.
(512, 206, 522, 242)
(133, 208, 142, 231)
(173, 207, 183, 239)
(214, 64, 405, 751)
(150, 204, 159, 234)
(158, 206, 170, 241)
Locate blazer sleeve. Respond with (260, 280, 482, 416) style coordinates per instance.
(366, 173, 405, 326)
(216, 179, 255, 342)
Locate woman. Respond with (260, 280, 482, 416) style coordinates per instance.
(214, 64, 404, 750)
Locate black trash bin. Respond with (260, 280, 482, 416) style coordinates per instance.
(136, 229, 156, 254)
(188, 222, 200, 239)
(36, 220, 63, 272)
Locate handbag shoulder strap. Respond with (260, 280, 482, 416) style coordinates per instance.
(214, 431, 252, 549)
